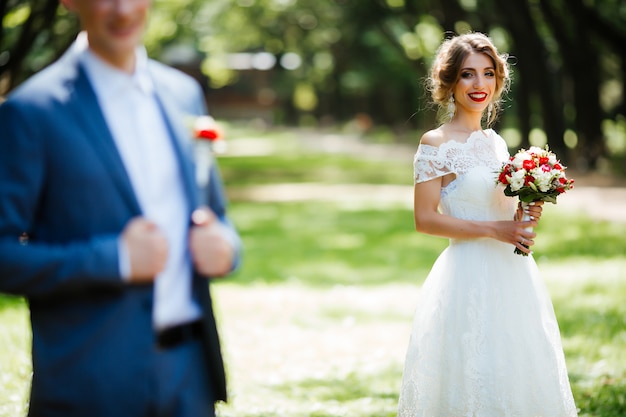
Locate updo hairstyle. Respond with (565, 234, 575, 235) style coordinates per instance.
(428, 32, 511, 127)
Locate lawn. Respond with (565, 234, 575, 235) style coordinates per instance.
(0, 129, 625, 416)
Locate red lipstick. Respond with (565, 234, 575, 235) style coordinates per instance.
(469, 93, 488, 103)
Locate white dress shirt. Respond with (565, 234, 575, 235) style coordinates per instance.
(80, 46, 201, 330)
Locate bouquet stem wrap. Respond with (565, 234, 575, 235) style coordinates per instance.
(516, 201, 533, 256)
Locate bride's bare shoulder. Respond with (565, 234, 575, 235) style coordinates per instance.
(419, 127, 447, 147)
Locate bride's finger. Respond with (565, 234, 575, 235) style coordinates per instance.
(525, 204, 543, 220)
(520, 220, 538, 228)
(515, 239, 533, 254)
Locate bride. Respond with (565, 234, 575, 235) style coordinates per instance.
(397, 33, 578, 416)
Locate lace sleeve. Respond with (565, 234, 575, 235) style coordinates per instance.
(413, 144, 453, 184)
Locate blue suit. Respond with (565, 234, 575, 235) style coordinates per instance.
(0, 48, 238, 416)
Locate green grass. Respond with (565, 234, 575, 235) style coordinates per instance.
(226, 200, 626, 286)
(0, 296, 30, 417)
(218, 154, 411, 186)
(537, 213, 626, 258)
(1, 128, 625, 416)
(544, 262, 626, 416)
(226, 201, 444, 286)
(272, 368, 401, 417)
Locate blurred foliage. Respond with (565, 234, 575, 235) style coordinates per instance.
(1, 0, 625, 170)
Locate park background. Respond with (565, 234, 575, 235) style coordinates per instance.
(1, 0, 625, 416)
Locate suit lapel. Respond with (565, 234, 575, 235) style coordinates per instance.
(68, 63, 142, 215)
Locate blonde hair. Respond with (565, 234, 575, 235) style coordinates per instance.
(428, 32, 510, 127)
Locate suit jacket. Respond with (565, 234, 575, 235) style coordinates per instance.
(0, 47, 238, 415)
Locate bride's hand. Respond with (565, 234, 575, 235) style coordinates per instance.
(514, 201, 544, 222)
(494, 219, 539, 254)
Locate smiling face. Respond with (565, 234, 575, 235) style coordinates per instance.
(62, 0, 151, 73)
(452, 52, 496, 118)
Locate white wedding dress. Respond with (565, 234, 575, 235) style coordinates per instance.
(398, 130, 577, 417)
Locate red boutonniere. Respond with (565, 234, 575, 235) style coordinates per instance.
(192, 116, 226, 198)
(194, 115, 226, 154)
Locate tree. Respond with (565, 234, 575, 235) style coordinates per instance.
(2, 0, 624, 171)
(0, 0, 78, 94)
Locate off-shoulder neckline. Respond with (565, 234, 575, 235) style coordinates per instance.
(418, 129, 495, 151)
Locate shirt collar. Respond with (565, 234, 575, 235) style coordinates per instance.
(79, 39, 154, 100)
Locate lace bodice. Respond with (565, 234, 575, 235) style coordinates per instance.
(413, 130, 515, 222)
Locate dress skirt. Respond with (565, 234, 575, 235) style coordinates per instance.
(397, 238, 578, 417)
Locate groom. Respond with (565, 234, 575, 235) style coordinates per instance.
(0, 0, 240, 416)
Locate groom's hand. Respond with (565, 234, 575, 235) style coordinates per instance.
(189, 208, 234, 278)
(122, 217, 169, 282)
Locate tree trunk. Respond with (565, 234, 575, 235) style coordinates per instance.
(495, 0, 567, 156)
(538, 0, 606, 169)
(2, 0, 60, 94)
(570, 35, 605, 170)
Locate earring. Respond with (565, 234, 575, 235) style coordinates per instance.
(487, 103, 493, 122)
(447, 96, 455, 120)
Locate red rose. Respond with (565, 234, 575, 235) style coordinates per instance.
(196, 128, 219, 141)
(539, 156, 549, 165)
(553, 163, 562, 170)
(524, 175, 535, 186)
(193, 115, 222, 142)
(499, 171, 509, 184)
(522, 159, 536, 171)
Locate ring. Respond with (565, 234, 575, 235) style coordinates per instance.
(520, 238, 526, 245)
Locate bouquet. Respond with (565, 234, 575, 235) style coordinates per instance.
(496, 146, 574, 255)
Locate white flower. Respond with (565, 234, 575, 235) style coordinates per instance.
(509, 169, 526, 192)
(512, 152, 530, 169)
(548, 154, 558, 165)
(536, 172, 553, 192)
